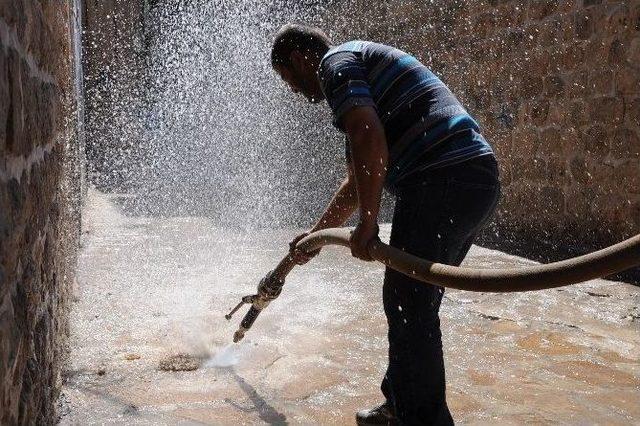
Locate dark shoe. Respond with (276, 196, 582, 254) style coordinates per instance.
(356, 402, 396, 425)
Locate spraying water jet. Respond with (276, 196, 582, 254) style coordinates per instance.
(226, 228, 640, 342)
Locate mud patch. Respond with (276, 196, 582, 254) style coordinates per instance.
(159, 354, 201, 371)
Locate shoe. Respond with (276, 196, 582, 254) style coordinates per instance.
(356, 402, 396, 425)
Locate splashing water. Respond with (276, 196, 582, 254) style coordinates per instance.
(86, 0, 348, 229)
(206, 343, 242, 368)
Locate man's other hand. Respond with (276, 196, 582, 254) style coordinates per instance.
(350, 222, 379, 261)
(289, 232, 321, 265)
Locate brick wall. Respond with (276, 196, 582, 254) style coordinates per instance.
(0, 1, 84, 423)
(327, 0, 639, 266)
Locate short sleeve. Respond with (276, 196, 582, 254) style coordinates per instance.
(319, 52, 376, 131)
(344, 136, 352, 163)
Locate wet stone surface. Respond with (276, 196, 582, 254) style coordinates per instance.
(60, 190, 639, 425)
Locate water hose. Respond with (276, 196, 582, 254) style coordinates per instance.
(226, 228, 640, 342)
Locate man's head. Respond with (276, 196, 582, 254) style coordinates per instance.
(271, 24, 331, 103)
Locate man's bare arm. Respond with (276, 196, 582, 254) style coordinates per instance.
(343, 106, 388, 260)
(310, 164, 358, 232)
(289, 163, 358, 264)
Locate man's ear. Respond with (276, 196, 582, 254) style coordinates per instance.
(289, 50, 306, 71)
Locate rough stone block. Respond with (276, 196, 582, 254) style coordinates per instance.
(559, 127, 582, 156)
(633, 201, 640, 227)
(626, 97, 640, 126)
(616, 160, 640, 193)
(574, 9, 595, 39)
(0, 45, 8, 154)
(529, 0, 559, 20)
(491, 131, 514, 158)
(544, 74, 565, 97)
(471, 87, 491, 109)
(567, 100, 589, 128)
(629, 37, 640, 65)
(588, 96, 624, 124)
(565, 70, 589, 98)
(589, 191, 634, 233)
(608, 128, 640, 159)
(6, 50, 24, 156)
(569, 156, 591, 184)
(524, 48, 550, 77)
(616, 66, 640, 95)
(538, 126, 562, 158)
(537, 22, 556, 48)
(582, 0, 602, 7)
(546, 101, 566, 125)
(588, 67, 615, 95)
(583, 37, 608, 64)
(498, 162, 512, 186)
(529, 99, 551, 126)
(0, 1, 26, 39)
(604, 3, 630, 35)
(525, 157, 549, 181)
(504, 28, 527, 51)
(522, 24, 541, 49)
(511, 125, 539, 157)
(539, 186, 565, 215)
(633, 3, 640, 31)
(1, 1, 80, 423)
(556, 13, 577, 38)
(23, 3, 47, 67)
(580, 124, 609, 156)
(495, 1, 527, 27)
(558, 42, 586, 71)
(607, 37, 627, 66)
(473, 11, 497, 38)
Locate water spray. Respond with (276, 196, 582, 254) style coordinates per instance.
(226, 228, 640, 342)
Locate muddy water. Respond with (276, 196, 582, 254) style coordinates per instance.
(59, 190, 639, 425)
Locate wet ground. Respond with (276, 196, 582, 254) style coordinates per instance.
(59, 190, 639, 425)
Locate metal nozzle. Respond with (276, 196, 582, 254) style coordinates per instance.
(224, 295, 256, 321)
(233, 327, 247, 343)
(225, 270, 287, 343)
(225, 301, 245, 320)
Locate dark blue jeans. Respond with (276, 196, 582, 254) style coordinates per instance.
(382, 155, 500, 425)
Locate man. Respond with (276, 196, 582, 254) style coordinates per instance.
(271, 24, 500, 425)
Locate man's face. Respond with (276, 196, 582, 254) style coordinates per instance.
(274, 54, 324, 104)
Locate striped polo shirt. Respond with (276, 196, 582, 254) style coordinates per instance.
(318, 41, 494, 191)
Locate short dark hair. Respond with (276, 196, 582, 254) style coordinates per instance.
(271, 24, 331, 67)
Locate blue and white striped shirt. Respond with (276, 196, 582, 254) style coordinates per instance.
(318, 41, 494, 191)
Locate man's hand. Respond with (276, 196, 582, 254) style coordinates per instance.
(289, 232, 321, 265)
(350, 221, 379, 261)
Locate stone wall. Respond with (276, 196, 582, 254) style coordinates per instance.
(327, 0, 639, 272)
(0, 1, 84, 423)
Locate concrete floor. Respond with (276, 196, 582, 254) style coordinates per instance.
(59, 190, 639, 425)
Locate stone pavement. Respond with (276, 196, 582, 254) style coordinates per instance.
(59, 190, 639, 425)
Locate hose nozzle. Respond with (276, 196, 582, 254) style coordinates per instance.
(225, 270, 286, 342)
(233, 327, 247, 343)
